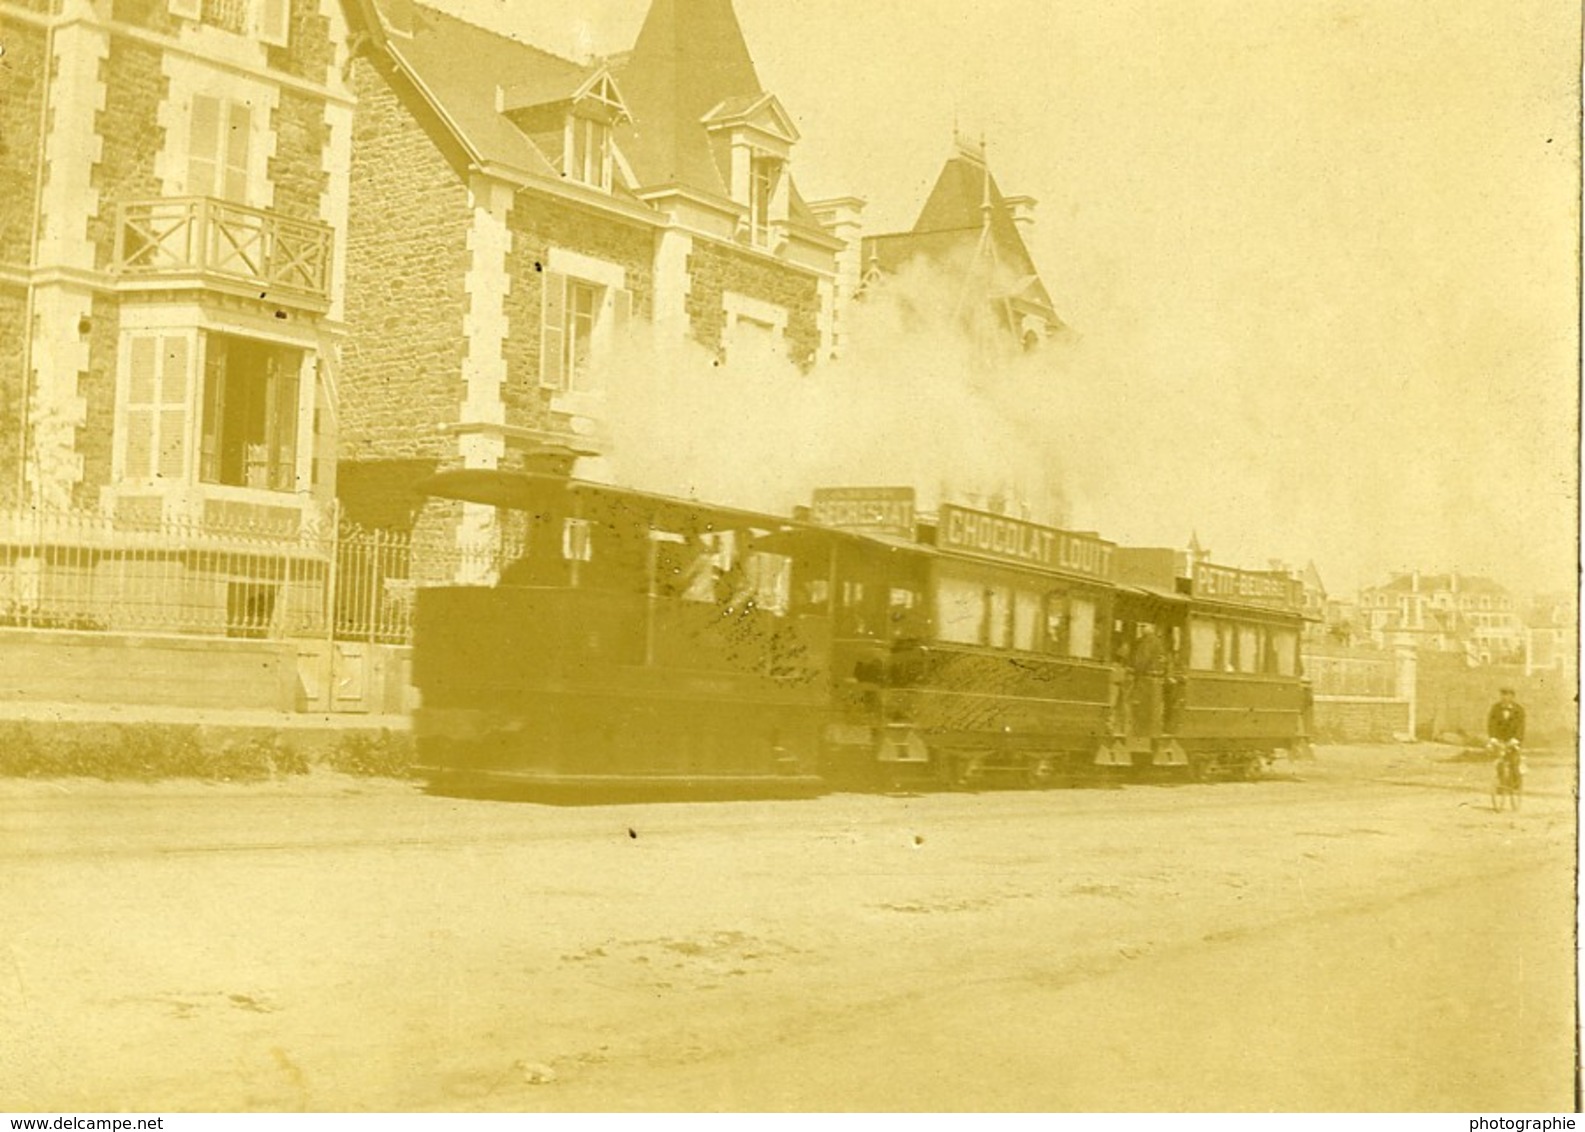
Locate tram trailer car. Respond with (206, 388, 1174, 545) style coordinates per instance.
(1110, 548, 1312, 779)
(808, 493, 1119, 789)
(409, 468, 834, 797)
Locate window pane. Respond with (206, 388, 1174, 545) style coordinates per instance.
(1237, 625, 1260, 673)
(1013, 589, 1041, 652)
(1068, 597, 1096, 659)
(1272, 629, 1298, 677)
(935, 573, 984, 645)
(1189, 618, 1217, 670)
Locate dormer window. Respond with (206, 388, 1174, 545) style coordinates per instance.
(702, 93, 800, 250)
(500, 68, 630, 197)
(568, 116, 612, 191)
(748, 154, 782, 248)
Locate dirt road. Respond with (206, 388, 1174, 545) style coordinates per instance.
(1, 745, 1575, 1112)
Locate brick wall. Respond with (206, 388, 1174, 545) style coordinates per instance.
(0, 286, 26, 507)
(269, 88, 328, 224)
(0, 21, 47, 267)
(337, 59, 470, 521)
(73, 292, 120, 504)
(89, 35, 166, 270)
(684, 240, 821, 369)
(501, 193, 654, 433)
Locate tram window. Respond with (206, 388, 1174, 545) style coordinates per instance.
(935, 573, 985, 645)
(889, 588, 927, 638)
(1237, 625, 1260, 673)
(985, 585, 1013, 649)
(1013, 589, 1042, 652)
(796, 577, 830, 615)
(1272, 628, 1298, 676)
(1068, 597, 1097, 659)
(1188, 618, 1217, 670)
(562, 518, 593, 562)
(741, 551, 791, 615)
(1043, 594, 1068, 655)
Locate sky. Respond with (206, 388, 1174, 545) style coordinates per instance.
(441, 0, 1580, 600)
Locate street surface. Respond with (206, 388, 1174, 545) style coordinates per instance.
(1, 745, 1576, 1112)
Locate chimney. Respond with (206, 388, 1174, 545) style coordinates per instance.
(1411, 569, 1420, 594)
(1003, 194, 1037, 228)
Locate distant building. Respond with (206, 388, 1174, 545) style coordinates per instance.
(335, 0, 850, 540)
(0, 0, 351, 524)
(860, 138, 1063, 353)
(1358, 571, 1524, 663)
(1523, 592, 1577, 678)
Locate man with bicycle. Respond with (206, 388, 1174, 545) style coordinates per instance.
(1487, 687, 1526, 802)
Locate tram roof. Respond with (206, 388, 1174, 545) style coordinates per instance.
(417, 469, 806, 531)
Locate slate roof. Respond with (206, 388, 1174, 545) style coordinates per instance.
(348, 0, 826, 232)
(1371, 573, 1510, 597)
(610, 0, 763, 199)
(864, 152, 1060, 324)
(374, 0, 582, 178)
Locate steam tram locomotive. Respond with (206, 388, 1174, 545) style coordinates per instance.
(411, 465, 835, 796)
(408, 464, 1310, 796)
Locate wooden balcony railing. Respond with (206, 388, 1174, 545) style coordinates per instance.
(114, 197, 333, 305)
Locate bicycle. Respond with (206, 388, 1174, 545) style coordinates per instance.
(1489, 737, 1524, 812)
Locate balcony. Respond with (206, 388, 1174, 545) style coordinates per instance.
(114, 197, 333, 309)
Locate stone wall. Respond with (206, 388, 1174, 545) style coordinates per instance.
(337, 59, 470, 521)
(0, 19, 47, 266)
(684, 239, 822, 369)
(1312, 697, 1412, 744)
(89, 34, 166, 269)
(0, 286, 26, 507)
(1415, 655, 1576, 745)
(74, 292, 120, 504)
(265, 0, 334, 85)
(268, 87, 328, 224)
(501, 193, 654, 434)
(0, 627, 299, 711)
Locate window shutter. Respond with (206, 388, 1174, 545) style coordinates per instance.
(157, 337, 190, 480)
(612, 287, 633, 339)
(123, 337, 158, 481)
(188, 96, 221, 198)
(200, 335, 227, 484)
(222, 103, 251, 204)
(540, 270, 567, 390)
(169, 0, 202, 19)
(257, 0, 291, 47)
(270, 350, 301, 492)
(129, 337, 158, 404)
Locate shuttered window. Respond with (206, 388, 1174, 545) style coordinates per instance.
(122, 335, 192, 483)
(540, 272, 632, 392)
(256, 0, 291, 47)
(188, 96, 251, 203)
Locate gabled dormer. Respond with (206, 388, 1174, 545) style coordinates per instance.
(500, 66, 633, 194)
(702, 92, 799, 248)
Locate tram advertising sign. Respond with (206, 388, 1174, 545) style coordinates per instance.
(937, 503, 1114, 581)
(810, 487, 917, 539)
(1192, 562, 1303, 610)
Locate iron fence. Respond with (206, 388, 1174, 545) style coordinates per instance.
(0, 505, 502, 645)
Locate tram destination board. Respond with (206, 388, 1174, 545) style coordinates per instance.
(810, 487, 917, 539)
(1191, 562, 1304, 611)
(937, 503, 1115, 580)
